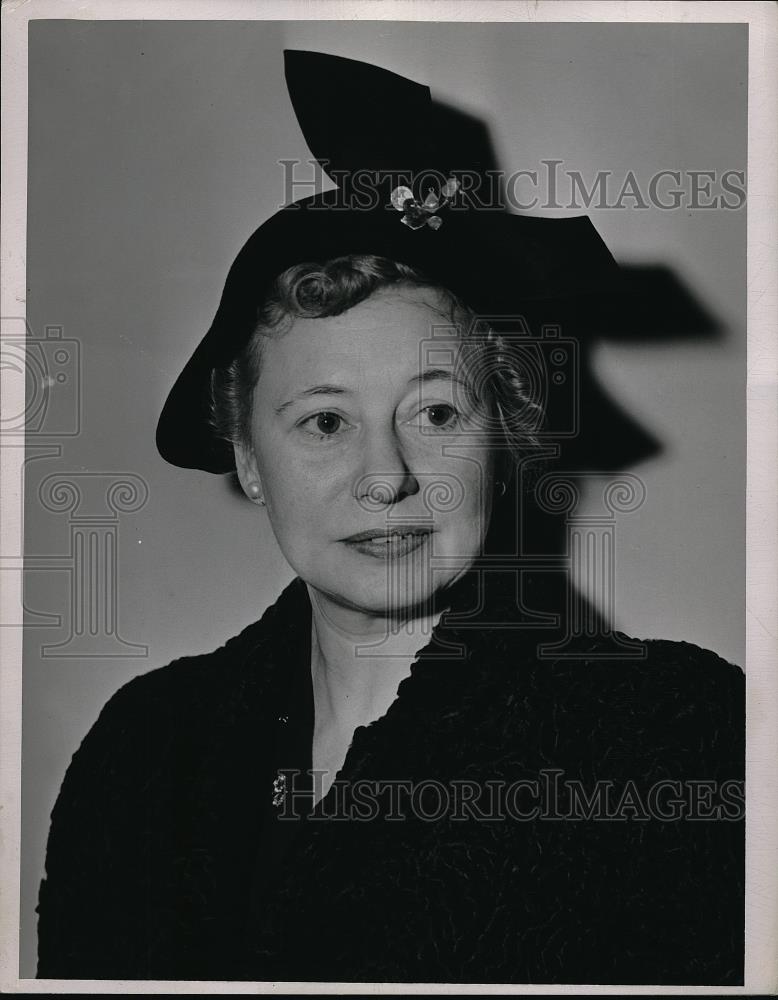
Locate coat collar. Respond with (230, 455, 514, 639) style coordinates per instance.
(194, 565, 559, 812)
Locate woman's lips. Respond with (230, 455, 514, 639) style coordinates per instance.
(342, 527, 433, 559)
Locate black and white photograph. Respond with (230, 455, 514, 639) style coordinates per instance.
(1, 0, 776, 992)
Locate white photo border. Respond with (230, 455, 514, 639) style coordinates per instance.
(1, 1, 775, 994)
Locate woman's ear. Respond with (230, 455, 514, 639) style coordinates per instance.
(233, 441, 265, 505)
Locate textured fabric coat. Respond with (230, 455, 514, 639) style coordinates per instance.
(37, 573, 744, 984)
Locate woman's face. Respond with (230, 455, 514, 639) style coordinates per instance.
(234, 286, 495, 618)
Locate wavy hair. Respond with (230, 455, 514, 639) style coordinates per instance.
(210, 255, 545, 469)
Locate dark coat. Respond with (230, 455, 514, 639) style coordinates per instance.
(37, 574, 744, 984)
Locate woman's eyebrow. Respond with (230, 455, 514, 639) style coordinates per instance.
(274, 370, 469, 415)
(274, 385, 350, 415)
(409, 368, 471, 389)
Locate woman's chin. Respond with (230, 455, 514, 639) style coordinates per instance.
(297, 545, 476, 619)
(323, 585, 437, 619)
(307, 568, 471, 622)
(306, 573, 440, 620)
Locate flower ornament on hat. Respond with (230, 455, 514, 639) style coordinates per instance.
(391, 177, 461, 231)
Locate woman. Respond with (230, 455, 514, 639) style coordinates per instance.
(37, 51, 744, 984)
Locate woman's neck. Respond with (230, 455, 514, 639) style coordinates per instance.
(306, 584, 442, 729)
(305, 586, 445, 804)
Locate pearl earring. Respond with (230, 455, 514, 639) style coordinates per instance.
(248, 482, 266, 506)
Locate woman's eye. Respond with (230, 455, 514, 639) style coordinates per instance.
(422, 404, 459, 429)
(300, 411, 346, 438)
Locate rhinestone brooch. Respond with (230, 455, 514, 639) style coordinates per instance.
(272, 771, 287, 808)
(390, 176, 460, 231)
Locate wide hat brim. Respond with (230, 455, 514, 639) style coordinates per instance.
(156, 51, 624, 474)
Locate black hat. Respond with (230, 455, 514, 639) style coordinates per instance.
(156, 50, 622, 473)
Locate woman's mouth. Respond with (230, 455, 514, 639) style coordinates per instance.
(342, 527, 433, 559)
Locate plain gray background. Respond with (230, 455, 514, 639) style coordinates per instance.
(21, 20, 746, 976)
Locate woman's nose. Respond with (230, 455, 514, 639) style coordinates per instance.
(355, 428, 420, 507)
